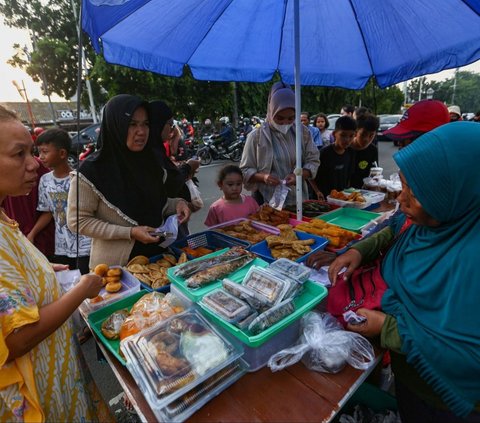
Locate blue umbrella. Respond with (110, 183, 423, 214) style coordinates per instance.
(82, 0, 480, 216)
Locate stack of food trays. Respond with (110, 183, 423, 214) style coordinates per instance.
(209, 218, 280, 246)
(79, 265, 140, 316)
(167, 247, 269, 304)
(327, 188, 386, 210)
(197, 260, 327, 371)
(120, 310, 246, 422)
(248, 204, 291, 225)
(171, 230, 250, 259)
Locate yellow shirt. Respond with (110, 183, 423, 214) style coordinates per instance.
(0, 218, 98, 422)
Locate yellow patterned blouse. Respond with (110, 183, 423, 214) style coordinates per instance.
(0, 218, 98, 422)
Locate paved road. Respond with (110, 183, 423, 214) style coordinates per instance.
(81, 139, 400, 419)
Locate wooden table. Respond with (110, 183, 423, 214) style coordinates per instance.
(91, 330, 381, 423)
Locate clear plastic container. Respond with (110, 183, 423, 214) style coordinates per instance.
(268, 258, 311, 283)
(222, 278, 270, 310)
(248, 298, 296, 335)
(242, 266, 291, 306)
(121, 310, 242, 410)
(80, 266, 140, 316)
(200, 289, 252, 323)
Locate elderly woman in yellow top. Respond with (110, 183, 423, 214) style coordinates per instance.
(240, 82, 320, 205)
(0, 106, 106, 422)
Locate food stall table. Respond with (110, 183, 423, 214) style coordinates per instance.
(89, 328, 382, 423)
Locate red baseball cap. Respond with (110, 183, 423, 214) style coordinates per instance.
(383, 100, 450, 140)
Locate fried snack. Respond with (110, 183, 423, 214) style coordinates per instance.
(178, 252, 188, 264)
(330, 189, 366, 203)
(104, 275, 121, 284)
(162, 254, 177, 266)
(295, 220, 359, 248)
(101, 309, 129, 340)
(127, 255, 149, 266)
(156, 259, 172, 268)
(90, 295, 104, 303)
(105, 281, 122, 293)
(106, 267, 122, 277)
(150, 332, 179, 354)
(94, 263, 109, 276)
(127, 263, 149, 274)
(249, 204, 290, 225)
(215, 220, 272, 244)
(264, 230, 315, 261)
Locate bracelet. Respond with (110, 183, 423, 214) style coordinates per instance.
(263, 174, 269, 183)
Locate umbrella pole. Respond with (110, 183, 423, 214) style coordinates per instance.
(294, 0, 303, 221)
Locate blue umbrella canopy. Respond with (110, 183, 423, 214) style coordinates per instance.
(82, 0, 480, 89)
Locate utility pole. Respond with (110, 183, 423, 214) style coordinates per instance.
(231, 82, 238, 128)
(71, 0, 98, 123)
(418, 78, 423, 101)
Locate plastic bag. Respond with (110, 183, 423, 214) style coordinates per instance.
(185, 178, 204, 210)
(267, 312, 375, 373)
(269, 180, 290, 210)
(152, 214, 178, 247)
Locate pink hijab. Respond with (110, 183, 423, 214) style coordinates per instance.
(266, 82, 296, 124)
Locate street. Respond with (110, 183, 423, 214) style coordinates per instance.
(80, 139, 399, 420)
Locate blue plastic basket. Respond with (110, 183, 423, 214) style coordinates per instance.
(249, 230, 328, 263)
(137, 251, 181, 293)
(171, 231, 250, 259)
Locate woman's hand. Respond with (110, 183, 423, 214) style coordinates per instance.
(131, 226, 164, 244)
(176, 200, 191, 224)
(346, 308, 386, 337)
(328, 248, 363, 285)
(186, 159, 200, 176)
(306, 250, 337, 269)
(285, 173, 296, 186)
(76, 273, 104, 299)
(263, 173, 281, 186)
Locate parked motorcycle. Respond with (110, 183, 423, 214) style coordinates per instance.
(196, 134, 244, 165)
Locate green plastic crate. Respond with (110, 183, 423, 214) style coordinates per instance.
(198, 280, 328, 347)
(316, 208, 381, 233)
(87, 291, 154, 366)
(168, 248, 268, 302)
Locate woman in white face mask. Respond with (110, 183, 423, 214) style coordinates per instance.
(240, 82, 320, 206)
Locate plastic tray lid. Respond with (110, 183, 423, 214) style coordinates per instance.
(268, 258, 311, 283)
(343, 188, 386, 204)
(242, 266, 291, 306)
(120, 309, 242, 410)
(248, 298, 296, 335)
(200, 289, 252, 323)
(208, 217, 280, 235)
(222, 278, 271, 310)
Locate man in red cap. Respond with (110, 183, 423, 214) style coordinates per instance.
(383, 100, 450, 149)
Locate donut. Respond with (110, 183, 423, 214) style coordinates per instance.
(106, 267, 122, 277)
(104, 275, 121, 284)
(94, 263, 109, 276)
(105, 281, 122, 293)
(150, 331, 179, 354)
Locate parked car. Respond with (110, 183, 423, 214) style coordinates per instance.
(69, 123, 100, 166)
(377, 114, 402, 142)
(327, 113, 342, 129)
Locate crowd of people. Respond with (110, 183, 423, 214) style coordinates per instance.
(1, 83, 479, 422)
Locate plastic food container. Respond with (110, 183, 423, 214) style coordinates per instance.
(343, 188, 386, 206)
(159, 359, 247, 422)
(209, 218, 280, 245)
(80, 266, 140, 316)
(248, 230, 329, 263)
(171, 231, 250, 259)
(88, 290, 187, 365)
(168, 249, 269, 303)
(242, 266, 290, 306)
(283, 200, 339, 218)
(316, 208, 382, 233)
(248, 298, 295, 335)
(198, 279, 327, 347)
(200, 289, 252, 323)
(136, 252, 181, 294)
(268, 258, 311, 283)
(121, 310, 243, 412)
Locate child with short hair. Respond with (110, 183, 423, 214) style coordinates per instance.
(350, 113, 380, 188)
(204, 165, 259, 227)
(312, 116, 357, 198)
(29, 128, 91, 274)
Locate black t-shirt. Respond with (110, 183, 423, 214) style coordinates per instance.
(315, 145, 355, 197)
(350, 144, 379, 188)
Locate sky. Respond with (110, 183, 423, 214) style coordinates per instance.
(1, 16, 480, 103)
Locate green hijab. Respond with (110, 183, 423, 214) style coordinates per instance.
(382, 122, 480, 417)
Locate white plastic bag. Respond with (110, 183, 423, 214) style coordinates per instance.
(268, 312, 375, 373)
(185, 179, 203, 210)
(152, 214, 178, 247)
(269, 180, 290, 210)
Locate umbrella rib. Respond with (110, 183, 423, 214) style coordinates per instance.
(347, 0, 375, 81)
(276, 0, 289, 72)
(184, 0, 236, 68)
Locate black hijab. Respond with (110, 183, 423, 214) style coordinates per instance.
(79, 94, 167, 227)
(149, 100, 191, 200)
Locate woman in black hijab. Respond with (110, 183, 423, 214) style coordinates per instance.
(67, 94, 190, 267)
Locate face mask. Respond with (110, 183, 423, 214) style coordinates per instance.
(270, 121, 293, 134)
